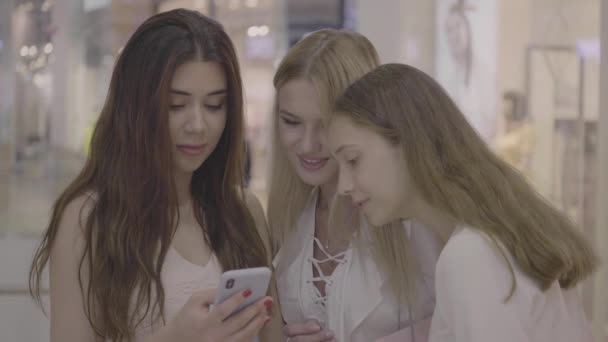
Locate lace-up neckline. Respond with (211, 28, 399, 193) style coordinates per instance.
(306, 236, 351, 307)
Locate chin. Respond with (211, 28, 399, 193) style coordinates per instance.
(364, 210, 393, 228)
(299, 174, 333, 187)
(294, 168, 336, 187)
(177, 160, 205, 174)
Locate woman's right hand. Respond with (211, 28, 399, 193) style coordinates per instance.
(283, 319, 336, 342)
(165, 288, 272, 342)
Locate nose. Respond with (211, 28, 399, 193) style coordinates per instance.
(337, 168, 354, 197)
(300, 125, 323, 153)
(185, 104, 206, 133)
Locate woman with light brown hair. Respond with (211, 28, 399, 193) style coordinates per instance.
(268, 30, 442, 342)
(29, 9, 281, 342)
(327, 63, 598, 342)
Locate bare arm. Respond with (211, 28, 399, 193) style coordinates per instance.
(49, 195, 97, 342)
(50, 196, 185, 342)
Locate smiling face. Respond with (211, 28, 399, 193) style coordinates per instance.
(328, 115, 418, 226)
(277, 78, 338, 186)
(168, 60, 227, 176)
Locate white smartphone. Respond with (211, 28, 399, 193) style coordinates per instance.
(213, 267, 272, 320)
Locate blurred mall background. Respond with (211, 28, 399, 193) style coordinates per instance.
(0, 0, 607, 341)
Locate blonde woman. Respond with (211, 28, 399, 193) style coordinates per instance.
(327, 63, 598, 342)
(267, 30, 442, 342)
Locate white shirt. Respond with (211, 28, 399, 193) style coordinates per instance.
(429, 226, 594, 342)
(274, 189, 441, 342)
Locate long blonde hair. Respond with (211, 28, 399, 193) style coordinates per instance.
(333, 63, 598, 296)
(267, 30, 418, 309)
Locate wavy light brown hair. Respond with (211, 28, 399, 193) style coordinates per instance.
(29, 9, 267, 341)
(333, 63, 598, 295)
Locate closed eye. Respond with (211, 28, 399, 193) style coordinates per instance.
(170, 104, 186, 111)
(281, 116, 301, 126)
(205, 103, 225, 112)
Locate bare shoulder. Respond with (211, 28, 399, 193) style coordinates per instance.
(56, 192, 97, 242)
(51, 192, 98, 269)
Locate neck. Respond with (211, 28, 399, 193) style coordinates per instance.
(409, 198, 457, 243)
(315, 177, 356, 251)
(174, 170, 193, 209)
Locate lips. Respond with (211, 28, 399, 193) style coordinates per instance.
(298, 155, 329, 171)
(177, 144, 206, 156)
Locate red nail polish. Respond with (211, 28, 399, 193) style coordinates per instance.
(264, 299, 273, 310)
(243, 289, 252, 298)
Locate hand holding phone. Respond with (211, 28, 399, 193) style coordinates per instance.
(166, 287, 271, 342)
(213, 267, 272, 320)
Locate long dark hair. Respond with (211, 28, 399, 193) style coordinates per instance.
(29, 9, 267, 341)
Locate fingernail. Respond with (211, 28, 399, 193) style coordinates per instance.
(264, 299, 273, 310)
(324, 331, 334, 338)
(264, 316, 271, 324)
(243, 289, 252, 298)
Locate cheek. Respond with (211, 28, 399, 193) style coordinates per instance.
(323, 158, 338, 174)
(386, 160, 408, 200)
(358, 163, 389, 197)
(278, 124, 301, 148)
(209, 114, 227, 140)
(168, 116, 182, 143)
(319, 137, 332, 154)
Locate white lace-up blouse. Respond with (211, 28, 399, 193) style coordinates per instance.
(273, 188, 442, 342)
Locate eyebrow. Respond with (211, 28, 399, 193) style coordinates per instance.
(278, 109, 301, 120)
(207, 89, 227, 96)
(169, 88, 227, 96)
